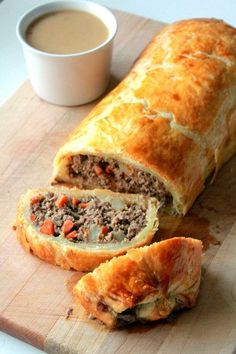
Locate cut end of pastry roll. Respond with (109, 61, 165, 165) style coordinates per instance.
(16, 187, 159, 271)
(52, 153, 174, 213)
(74, 237, 202, 328)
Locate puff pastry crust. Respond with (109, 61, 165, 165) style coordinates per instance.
(16, 187, 159, 271)
(74, 237, 202, 328)
(52, 18, 236, 214)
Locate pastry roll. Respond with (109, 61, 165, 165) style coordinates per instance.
(52, 19, 236, 214)
(74, 237, 202, 328)
(16, 187, 159, 271)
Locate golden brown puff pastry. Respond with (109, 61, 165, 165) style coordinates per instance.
(74, 237, 202, 328)
(16, 187, 159, 271)
(52, 18, 236, 214)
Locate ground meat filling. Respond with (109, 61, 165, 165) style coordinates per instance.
(68, 155, 171, 206)
(30, 192, 147, 243)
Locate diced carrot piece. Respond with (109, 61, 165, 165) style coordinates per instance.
(40, 219, 55, 235)
(62, 219, 74, 235)
(101, 226, 108, 235)
(94, 165, 103, 176)
(66, 230, 77, 240)
(31, 195, 43, 205)
(30, 214, 37, 222)
(72, 197, 79, 207)
(105, 165, 113, 174)
(80, 203, 88, 209)
(55, 195, 68, 208)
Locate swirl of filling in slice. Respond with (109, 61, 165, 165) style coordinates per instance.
(30, 192, 147, 243)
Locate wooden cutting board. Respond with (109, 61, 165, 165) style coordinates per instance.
(0, 10, 236, 354)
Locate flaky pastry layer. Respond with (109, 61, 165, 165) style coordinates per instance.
(74, 237, 202, 328)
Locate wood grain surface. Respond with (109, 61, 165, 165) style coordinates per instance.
(0, 10, 236, 354)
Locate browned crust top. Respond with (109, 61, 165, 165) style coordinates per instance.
(54, 19, 236, 213)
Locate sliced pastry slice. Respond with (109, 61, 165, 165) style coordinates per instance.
(16, 187, 159, 271)
(74, 237, 202, 328)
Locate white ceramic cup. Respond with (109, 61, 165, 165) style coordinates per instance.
(16, 1, 117, 106)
